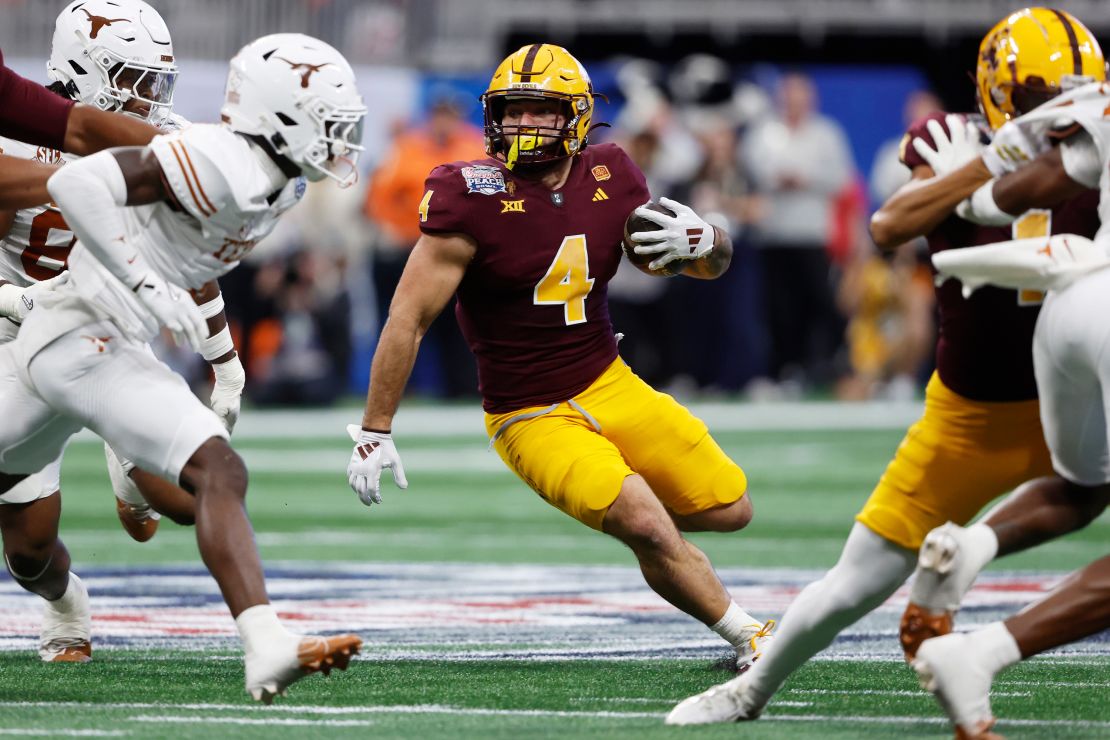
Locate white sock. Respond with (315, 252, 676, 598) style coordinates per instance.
(47, 573, 81, 610)
(962, 522, 1000, 570)
(746, 523, 917, 702)
(235, 604, 293, 655)
(710, 602, 761, 650)
(974, 621, 1022, 676)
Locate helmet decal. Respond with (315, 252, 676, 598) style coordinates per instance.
(77, 7, 129, 39)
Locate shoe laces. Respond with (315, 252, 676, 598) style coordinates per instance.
(122, 502, 154, 518)
(748, 619, 776, 653)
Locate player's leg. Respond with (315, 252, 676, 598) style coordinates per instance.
(487, 393, 765, 659)
(666, 521, 915, 725)
(32, 325, 359, 701)
(563, 359, 770, 657)
(107, 442, 197, 540)
(602, 474, 735, 625)
(905, 285, 1110, 656)
(0, 343, 91, 663)
(669, 373, 1048, 724)
(913, 556, 1110, 740)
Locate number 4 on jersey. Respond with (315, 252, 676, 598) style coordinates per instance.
(534, 234, 594, 325)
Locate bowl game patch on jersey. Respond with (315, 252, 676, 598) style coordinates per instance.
(461, 165, 508, 195)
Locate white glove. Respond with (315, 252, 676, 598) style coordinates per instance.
(346, 423, 408, 506)
(911, 114, 984, 177)
(981, 120, 1048, 177)
(210, 354, 245, 434)
(132, 273, 207, 352)
(0, 271, 70, 323)
(628, 197, 715, 271)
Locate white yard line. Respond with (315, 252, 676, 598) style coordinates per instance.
(0, 732, 127, 737)
(4, 701, 1109, 730)
(788, 689, 1032, 698)
(67, 401, 925, 444)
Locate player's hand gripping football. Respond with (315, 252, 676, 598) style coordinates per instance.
(209, 355, 245, 433)
(346, 423, 408, 506)
(132, 272, 208, 352)
(911, 114, 984, 177)
(628, 197, 715, 271)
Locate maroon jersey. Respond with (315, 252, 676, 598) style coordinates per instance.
(0, 49, 73, 151)
(420, 143, 651, 412)
(902, 111, 1100, 402)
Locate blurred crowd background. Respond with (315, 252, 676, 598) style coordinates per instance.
(3, 0, 1108, 405)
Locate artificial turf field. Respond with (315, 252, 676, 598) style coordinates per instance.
(0, 402, 1107, 738)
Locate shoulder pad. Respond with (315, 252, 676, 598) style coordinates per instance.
(420, 162, 481, 235)
(149, 125, 244, 221)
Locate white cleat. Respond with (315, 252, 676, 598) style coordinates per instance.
(666, 673, 764, 725)
(245, 633, 362, 704)
(39, 573, 92, 663)
(735, 619, 776, 674)
(901, 523, 983, 661)
(913, 633, 999, 740)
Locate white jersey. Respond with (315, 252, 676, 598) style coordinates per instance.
(0, 137, 76, 288)
(1005, 82, 1110, 251)
(65, 123, 305, 342)
(0, 111, 189, 290)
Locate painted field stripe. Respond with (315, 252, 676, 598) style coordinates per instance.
(66, 401, 926, 442)
(0, 732, 126, 737)
(763, 714, 1110, 730)
(5, 702, 1110, 729)
(130, 717, 376, 727)
(788, 689, 1032, 698)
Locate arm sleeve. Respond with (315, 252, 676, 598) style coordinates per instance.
(1059, 129, 1103, 189)
(46, 150, 150, 289)
(0, 54, 74, 151)
(418, 164, 472, 236)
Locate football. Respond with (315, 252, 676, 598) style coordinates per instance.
(622, 201, 683, 277)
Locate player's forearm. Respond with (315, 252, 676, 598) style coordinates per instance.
(192, 282, 237, 364)
(63, 104, 159, 156)
(870, 159, 992, 250)
(0, 155, 57, 210)
(992, 148, 1091, 215)
(361, 316, 423, 432)
(681, 226, 733, 279)
(47, 151, 147, 287)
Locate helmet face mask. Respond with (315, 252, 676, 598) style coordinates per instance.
(481, 44, 595, 169)
(976, 7, 1107, 130)
(220, 34, 368, 188)
(48, 0, 178, 124)
(98, 51, 177, 123)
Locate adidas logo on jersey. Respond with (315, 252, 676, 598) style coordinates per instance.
(591, 188, 608, 202)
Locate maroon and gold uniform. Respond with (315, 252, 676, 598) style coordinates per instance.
(420, 143, 747, 529)
(857, 111, 1101, 549)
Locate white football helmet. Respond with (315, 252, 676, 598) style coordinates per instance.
(47, 0, 178, 125)
(221, 33, 367, 187)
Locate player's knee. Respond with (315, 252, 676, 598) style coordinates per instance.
(607, 509, 680, 555)
(182, 437, 248, 499)
(714, 494, 754, 532)
(4, 540, 54, 577)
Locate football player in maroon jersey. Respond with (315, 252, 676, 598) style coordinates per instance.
(348, 44, 775, 666)
(667, 8, 1107, 730)
(0, 47, 158, 208)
